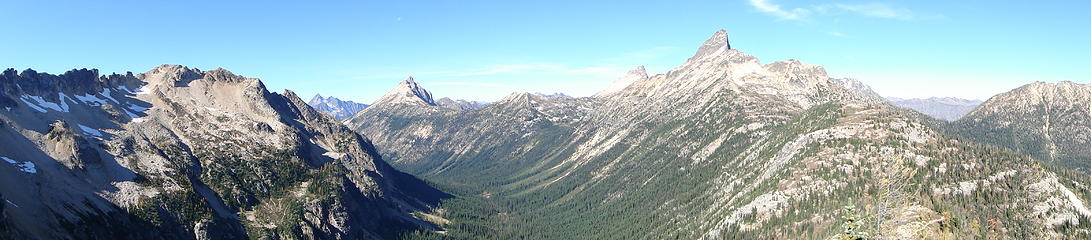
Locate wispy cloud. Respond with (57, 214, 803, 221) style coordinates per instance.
(748, 0, 919, 21)
(446, 64, 564, 77)
(438, 46, 675, 79)
(817, 3, 915, 20)
(748, 0, 811, 20)
(429, 81, 514, 88)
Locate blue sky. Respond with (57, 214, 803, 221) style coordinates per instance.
(1, 0, 1088, 102)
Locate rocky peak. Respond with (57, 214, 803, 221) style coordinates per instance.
(596, 65, 650, 96)
(138, 64, 204, 88)
(689, 29, 732, 61)
(764, 59, 828, 78)
(372, 76, 436, 106)
(203, 68, 248, 82)
(831, 78, 883, 101)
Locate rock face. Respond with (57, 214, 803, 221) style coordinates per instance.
(948, 81, 1091, 172)
(0, 65, 449, 239)
(347, 30, 1091, 239)
(307, 94, 369, 120)
(888, 97, 982, 121)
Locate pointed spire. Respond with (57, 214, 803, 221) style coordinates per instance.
(690, 29, 732, 61)
(372, 76, 437, 106)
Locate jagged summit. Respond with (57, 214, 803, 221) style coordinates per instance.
(690, 29, 732, 61)
(600, 30, 877, 110)
(372, 76, 436, 106)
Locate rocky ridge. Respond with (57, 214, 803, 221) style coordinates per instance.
(0, 65, 449, 239)
(949, 81, 1091, 172)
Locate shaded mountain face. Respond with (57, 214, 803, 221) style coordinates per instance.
(307, 94, 368, 120)
(0, 66, 448, 239)
(888, 97, 983, 121)
(347, 30, 1091, 239)
(948, 81, 1091, 172)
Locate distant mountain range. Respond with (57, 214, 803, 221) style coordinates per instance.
(308, 81, 486, 121)
(307, 94, 368, 120)
(887, 97, 983, 121)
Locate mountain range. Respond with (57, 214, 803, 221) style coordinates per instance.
(345, 30, 1091, 239)
(3, 30, 1090, 240)
(0, 66, 448, 239)
(305, 81, 487, 121)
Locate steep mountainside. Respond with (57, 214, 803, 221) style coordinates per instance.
(347, 30, 1091, 239)
(0, 66, 448, 239)
(889, 97, 982, 121)
(948, 81, 1091, 172)
(307, 94, 369, 120)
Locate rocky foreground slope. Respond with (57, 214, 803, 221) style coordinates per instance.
(348, 30, 1091, 239)
(0, 66, 448, 239)
(947, 81, 1091, 173)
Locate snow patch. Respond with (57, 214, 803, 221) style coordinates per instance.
(322, 152, 346, 159)
(129, 104, 149, 112)
(19, 98, 47, 113)
(135, 85, 152, 95)
(77, 124, 104, 137)
(21, 94, 67, 112)
(2, 156, 37, 174)
(74, 93, 110, 106)
(100, 88, 120, 103)
(131, 117, 147, 123)
(58, 93, 73, 111)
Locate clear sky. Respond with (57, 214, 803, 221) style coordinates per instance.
(2, 0, 1088, 103)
